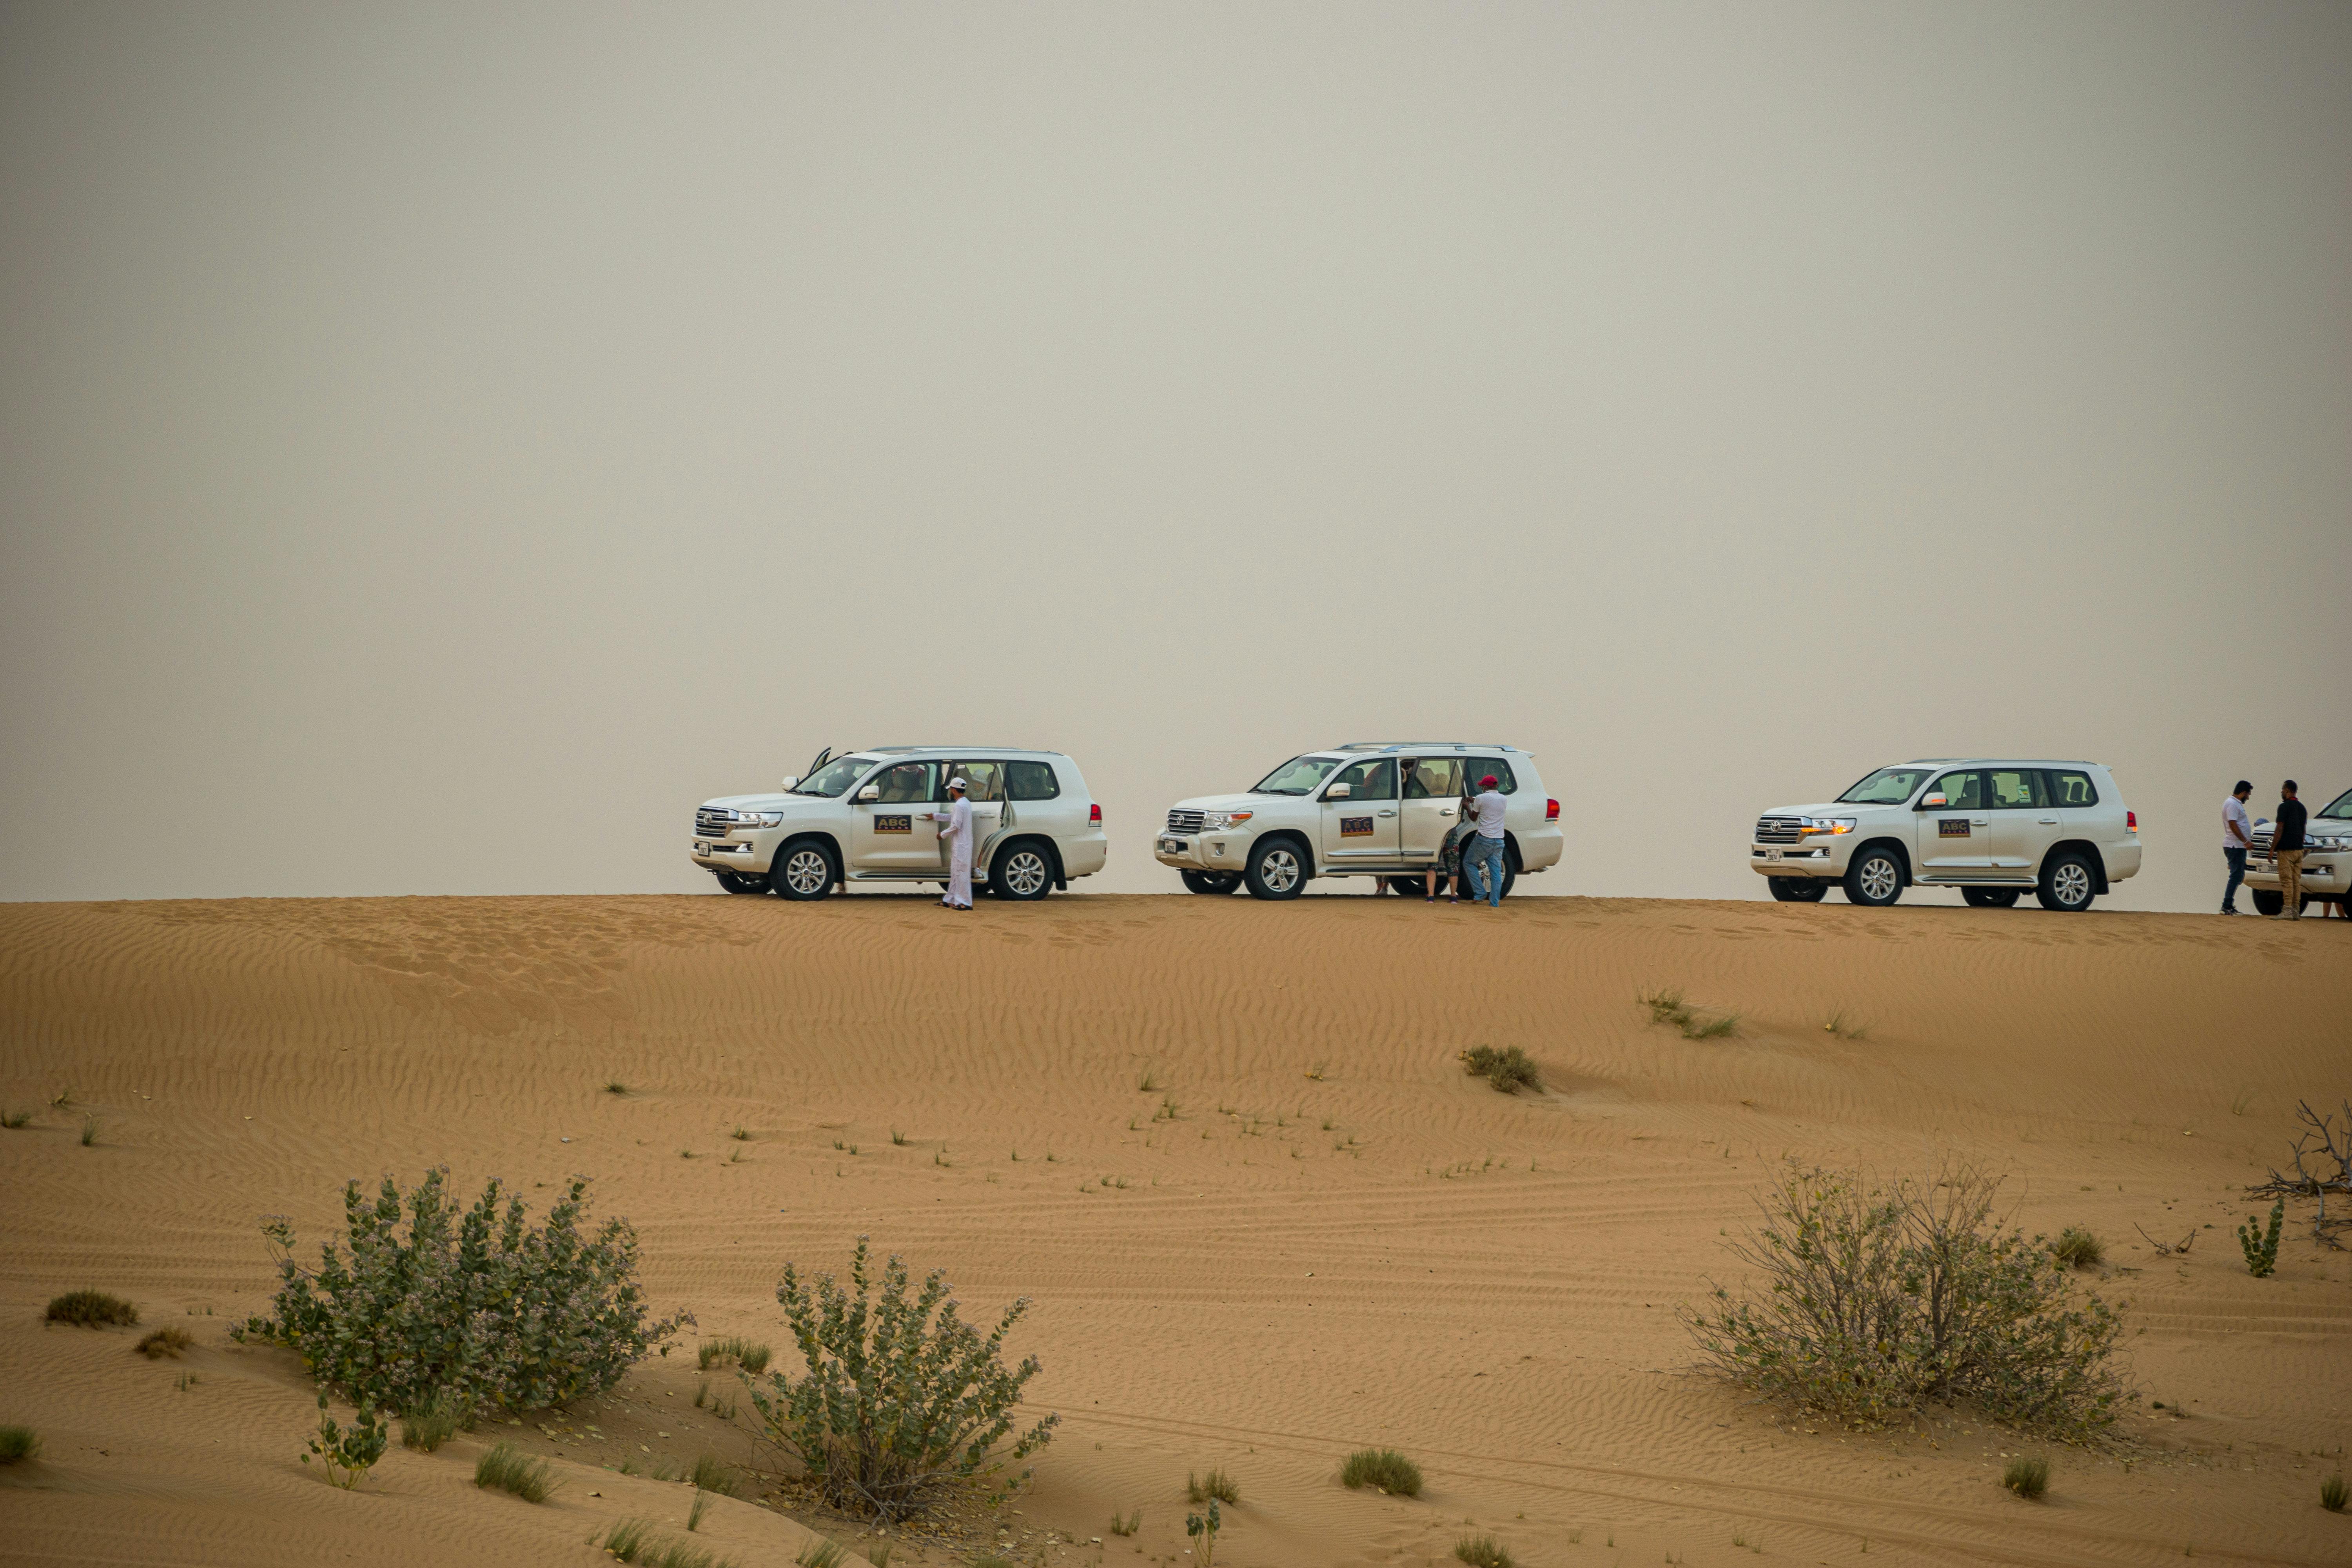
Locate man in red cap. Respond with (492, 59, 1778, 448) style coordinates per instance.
(1462, 773, 1510, 907)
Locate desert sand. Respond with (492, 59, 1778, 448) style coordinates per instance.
(2, 892, 2348, 1568)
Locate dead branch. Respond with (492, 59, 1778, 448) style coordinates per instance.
(2244, 1098, 2352, 1250)
(2135, 1223, 2195, 1257)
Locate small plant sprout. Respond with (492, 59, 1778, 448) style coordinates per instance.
(731, 1126, 750, 1140)
(80, 1114, 100, 1146)
(2321, 1472, 2347, 1512)
(474, 1441, 555, 1501)
(891, 1128, 908, 1146)
(1341, 1448, 1423, 1496)
(2239, 1199, 2284, 1277)
(1109, 1508, 1140, 1536)
(303, 1391, 388, 1488)
(2003, 1454, 2049, 1499)
(1138, 1067, 1162, 1093)
(687, 1489, 711, 1531)
(0, 1426, 40, 1464)
(1184, 1497, 1222, 1568)
(1824, 1011, 1869, 1041)
(0, 1109, 30, 1129)
(606, 1081, 628, 1095)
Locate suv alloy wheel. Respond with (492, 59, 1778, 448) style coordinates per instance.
(1245, 837, 1307, 899)
(769, 840, 837, 901)
(1843, 846, 1905, 907)
(991, 841, 1054, 901)
(2036, 851, 2098, 912)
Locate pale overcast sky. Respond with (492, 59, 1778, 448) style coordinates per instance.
(4, 2, 2348, 906)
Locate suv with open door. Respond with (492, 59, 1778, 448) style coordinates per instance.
(1751, 759, 2140, 911)
(1153, 742, 1563, 900)
(691, 746, 1107, 900)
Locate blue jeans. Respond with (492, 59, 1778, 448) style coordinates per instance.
(2223, 846, 2247, 912)
(1464, 836, 1508, 906)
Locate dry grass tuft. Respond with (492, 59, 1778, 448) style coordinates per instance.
(697, 1336, 771, 1375)
(0, 1426, 39, 1465)
(1459, 1046, 1542, 1094)
(1454, 1534, 1515, 1568)
(690, 1453, 742, 1496)
(136, 1326, 193, 1358)
(2051, 1227, 2103, 1270)
(1340, 1448, 1424, 1496)
(1187, 1467, 1239, 1505)
(474, 1441, 555, 1502)
(2002, 1454, 2049, 1499)
(2321, 1473, 2347, 1512)
(46, 1290, 138, 1327)
(401, 1393, 465, 1452)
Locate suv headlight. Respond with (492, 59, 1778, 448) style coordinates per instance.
(735, 811, 784, 828)
(1203, 810, 1254, 832)
(2311, 833, 2348, 851)
(1798, 817, 1856, 835)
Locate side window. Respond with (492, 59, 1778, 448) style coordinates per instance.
(1402, 757, 1462, 799)
(1465, 757, 1519, 795)
(1925, 771, 1982, 809)
(945, 762, 1005, 801)
(1988, 769, 2048, 809)
(2048, 770, 2098, 808)
(869, 761, 937, 804)
(1325, 758, 1396, 801)
(1005, 760, 1060, 801)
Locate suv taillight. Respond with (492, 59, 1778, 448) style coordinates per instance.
(1546, 798, 1560, 822)
(1089, 803, 1102, 824)
(2127, 811, 2137, 833)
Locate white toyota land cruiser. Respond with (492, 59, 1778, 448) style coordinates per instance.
(2246, 785, 2352, 916)
(1153, 742, 1563, 900)
(1752, 759, 2141, 912)
(692, 746, 1107, 901)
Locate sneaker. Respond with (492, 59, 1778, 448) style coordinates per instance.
(2221, 907, 2237, 915)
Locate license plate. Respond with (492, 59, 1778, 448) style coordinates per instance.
(1766, 849, 1782, 861)
(1162, 838, 1187, 853)
(693, 841, 710, 855)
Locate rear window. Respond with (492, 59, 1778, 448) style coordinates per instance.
(1005, 760, 1060, 800)
(2047, 770, 2099, 808)
(1465, 757, 1519, 795)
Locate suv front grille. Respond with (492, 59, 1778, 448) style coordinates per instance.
(1755, 817, 1805, 845)
(2251, 828, 2275, 853)
(1166, 809, 1205, 835)
(695, 809, 734, 839)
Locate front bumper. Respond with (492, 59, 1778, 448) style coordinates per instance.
(2246, 851, 2347, 896)
(1749, 841, 1849, 878)
(1154, 832, 1248, 871)
(690, 836, 773, 874)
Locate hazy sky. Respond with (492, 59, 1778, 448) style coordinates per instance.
(4, 2, 2348, 909)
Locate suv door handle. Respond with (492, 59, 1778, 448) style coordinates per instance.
(2038, 817, 2058, 824)
(1377, 809, 1396, 817)
(1970, 817, 1988, 825)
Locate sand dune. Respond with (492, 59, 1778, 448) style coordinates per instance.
(2, 893, 2348, 1567)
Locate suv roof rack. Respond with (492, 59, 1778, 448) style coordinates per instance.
(1337, 741, 1521, 753)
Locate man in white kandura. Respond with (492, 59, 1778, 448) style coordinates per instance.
(933, 776, 976, 910)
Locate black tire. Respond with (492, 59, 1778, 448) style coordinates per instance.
(2251, 888, 2283, 916)
(1842, 845, 1906, 907)
(1180, 869, 1243, 895)
(1767, 877, 1829, 903)
(714, 871, 766, 895)
(768, 839, 837, 900)
(1245, 836, 1309, 900)
(1962, 887, 2022, 908)
(2036, 851, 2098, 913)
(1386, 872, 1439, 897)
(989, 840, 1055, 901)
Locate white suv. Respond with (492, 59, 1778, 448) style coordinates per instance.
(1153, 743, 1563, 900)
(2246, 786, 2352, 916)
(691, 747, 1108, 901)
(1751, 759, 2141, 912)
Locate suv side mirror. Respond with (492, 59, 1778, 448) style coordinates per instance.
(1919, 793, 1947, 809)
(857, 784, 881, 803)
(779, 776, 797, 791)
(1324, 782, 1353, 800)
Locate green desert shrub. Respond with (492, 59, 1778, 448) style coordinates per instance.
(2003, 1454, 2049, 1498)
(745, 1236, 1057, 1522)
(46, 1290, 138, 1327)
(302, 1391, 388, 1488)
(1187, 1467, 1239, 1505)
(2321, 1472, 2347, 1512)
(0, 1426, 40, 1464)
(474, 1441, 555, 1501)
(1340, 1447, 1423, 1496)
(401, 1391, 465, 1452)
(1454, 1534, 1515, 1568)
(1459, 1046, 1542, 1094)
(2238, 1199, 2283, 1278)
(2051, 1227, 2103, 1270)
(1685, 1162, 2128, 1441)
(698, 1336, 771, 1374)
(235, 1167, 683, 1416)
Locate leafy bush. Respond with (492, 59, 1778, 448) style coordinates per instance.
(474, 1441, 555, 1501)
(2238, 1199, 2283, 1277)
(1455, 1534, 1515, 1568)
(1183, 1498, 1222, 1568)
(1340, 1448, 1423, 1496)
(137, 1326, 193, 1358)
(402, 1392, 465, 1452)
(2322, 1473, 2347, 1512)
(0, 1425, 39, 1464)
(236, 1167, 683, 1416)
(46, 1290, 137, 1327)
(302, 1390, 388, 1488)
(1187, 1467, 1239, 1504)
(2051, 1228, 2103, 1270)
(745, 1236, 1057, 1521)
(1459, 1047, 1542, 1094)
(2003, 1453, 2048, 1498)
(1685, 1163, 2128, 1441)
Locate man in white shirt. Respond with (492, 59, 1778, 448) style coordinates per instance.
(1462, 774, 1510, 907)
(930, 777, 976, 910)
(2221, 780, 2253, 915)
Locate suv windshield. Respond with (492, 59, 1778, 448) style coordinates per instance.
(1838, 766, 1933, 805)
(1252, 754, 1343, 795)
(2324, 788, 2352, 820)
(792, 757, 874, 797)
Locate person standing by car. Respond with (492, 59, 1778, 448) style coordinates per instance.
(1463, 774, 1510, 908)
(2272, 780, 2308, 920)
(2222, 780, 2254, 915)
(929, 776, 976, 910)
